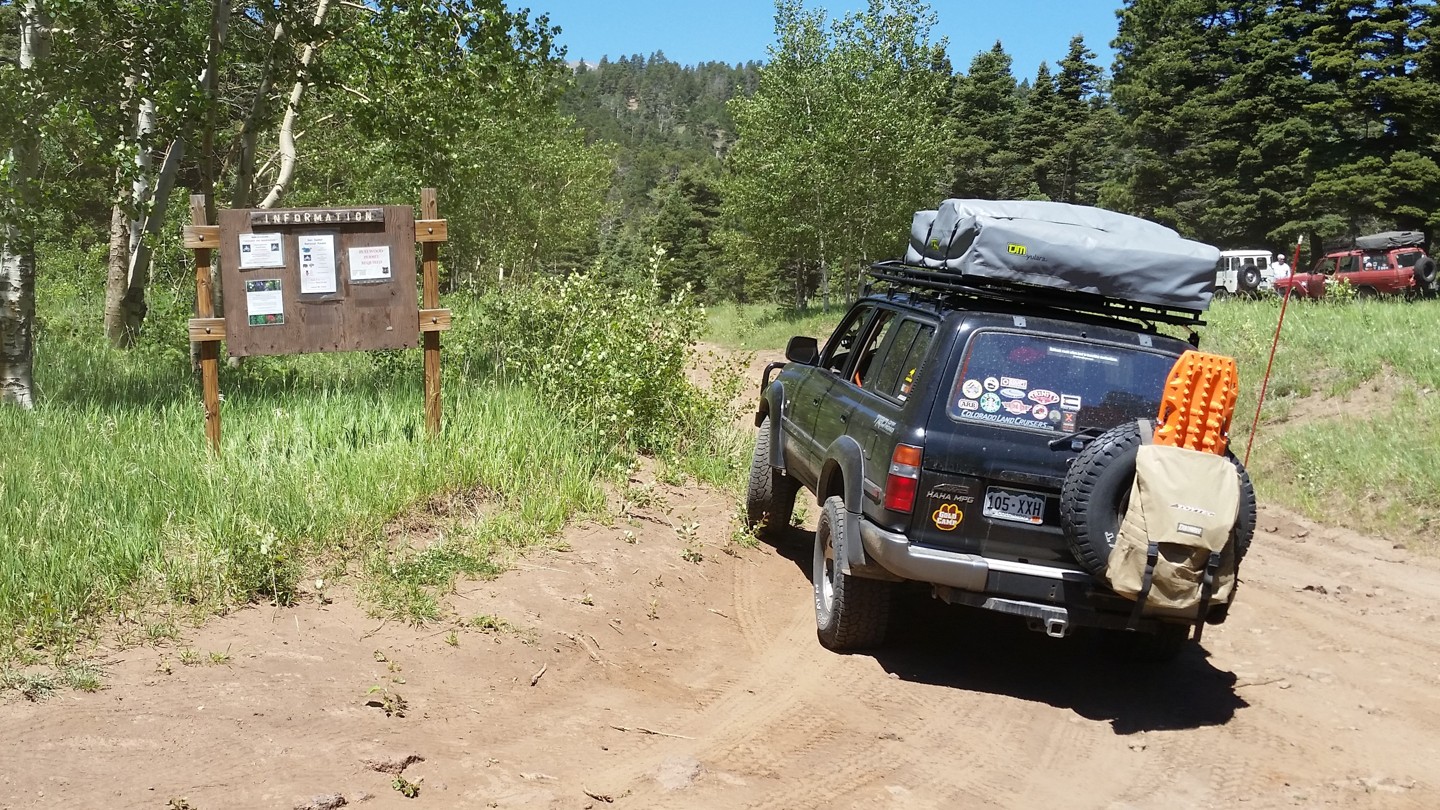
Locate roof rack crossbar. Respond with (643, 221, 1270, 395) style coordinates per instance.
(868, 261, 1205, 328)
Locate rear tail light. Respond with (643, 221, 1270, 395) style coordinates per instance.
(883, 443, 924, 513)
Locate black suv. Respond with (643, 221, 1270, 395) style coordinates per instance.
(747, 261, 1255, 659)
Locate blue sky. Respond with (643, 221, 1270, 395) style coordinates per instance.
(533, 1, 1121, 80)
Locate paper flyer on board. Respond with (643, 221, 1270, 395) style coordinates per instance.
(238, 232, 285, 269)
(245, 279, 285, 326)
(298, 233, 338, 294)
(347, 245, 392, 281)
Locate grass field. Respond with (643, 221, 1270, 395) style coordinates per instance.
(1, 284, 743, 664)
(709, 296, 1440, 542)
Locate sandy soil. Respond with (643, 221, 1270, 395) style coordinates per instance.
(5, 365, 1440, 809)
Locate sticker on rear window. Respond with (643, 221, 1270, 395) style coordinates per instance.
(979, 393, 1001, 413)
(957, 398, 979, 411)
(983, 376, 1000, 392)
(1060, 394, 1082, 411)
(1000, 387, 1026, 399)
(1031, 404, 1049, 420)
(1028, 389, 1059, 405)
(1003, 399, 1029, 415)
(1049, 346, 1118, 365)
(962, 379, 983, 399)
(1000, 376, 1028, 389)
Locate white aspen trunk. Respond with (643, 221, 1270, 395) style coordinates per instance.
(259, 0, 333, 209)
(128, 97, 156, 256)
(115, 139, 184, 343)
(0, 1, 46, 408)
(232, 19, 286, 208)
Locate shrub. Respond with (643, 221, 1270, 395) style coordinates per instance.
(465, 256, 719, 456)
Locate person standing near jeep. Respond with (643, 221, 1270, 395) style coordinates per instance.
(1272, 253, 1291, 281)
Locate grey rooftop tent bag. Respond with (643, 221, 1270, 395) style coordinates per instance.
(902, 200, 1222, 312)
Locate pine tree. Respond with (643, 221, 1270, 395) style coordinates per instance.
(947, 42, 1025, 199)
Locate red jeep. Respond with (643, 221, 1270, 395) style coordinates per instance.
(1275, 231, 1435, 299)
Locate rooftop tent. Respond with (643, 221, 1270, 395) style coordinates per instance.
(901, 200, 1221, 312)
(1354, 231, 1425, 250)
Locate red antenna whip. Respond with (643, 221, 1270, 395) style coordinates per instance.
(1244, 236, 1303, 466)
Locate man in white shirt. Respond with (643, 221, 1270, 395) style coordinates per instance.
(1272, 253, 1292, 279)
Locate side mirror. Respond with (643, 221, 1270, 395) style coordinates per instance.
(785, 336, 819, 366)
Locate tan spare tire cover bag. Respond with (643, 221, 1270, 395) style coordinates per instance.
(1107, 442, 1240, 614)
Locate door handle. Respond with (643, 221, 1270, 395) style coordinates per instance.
(839, 413, 848, 422)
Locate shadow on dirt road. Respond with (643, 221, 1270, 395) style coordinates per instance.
(767, 526, 1246, 736)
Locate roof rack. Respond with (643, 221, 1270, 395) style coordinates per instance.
(867, 260, 1206, 328)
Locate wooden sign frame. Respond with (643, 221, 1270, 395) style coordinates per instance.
(185, 188, 452, 453)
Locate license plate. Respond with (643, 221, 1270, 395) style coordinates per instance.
(982, 487, 1046, 525)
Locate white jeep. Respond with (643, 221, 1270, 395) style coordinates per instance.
(1214, 250, 1276, 296)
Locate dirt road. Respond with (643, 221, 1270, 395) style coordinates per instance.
(3, 462, 1439, 810)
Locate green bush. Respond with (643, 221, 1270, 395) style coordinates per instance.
(465, 268, 713, 455)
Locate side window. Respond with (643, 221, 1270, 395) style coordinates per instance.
(1317, 258, 1338, 275)
(876, 322, 936, 401)
(820, 306, 872, 375)
(1338, 255, 1357, 273)
(849, 311, 897, 388)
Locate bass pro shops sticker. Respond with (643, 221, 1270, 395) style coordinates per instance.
(932, 503, 963, 531)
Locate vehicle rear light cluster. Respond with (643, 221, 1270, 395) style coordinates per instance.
(883, 443, 924, 513)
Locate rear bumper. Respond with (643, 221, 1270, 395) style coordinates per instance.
(857, 517, 1155, 633)
(858, 518, 1092, 592)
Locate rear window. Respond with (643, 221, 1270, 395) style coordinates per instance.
(947, 331, 1177, 435)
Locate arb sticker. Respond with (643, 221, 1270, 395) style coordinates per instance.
(932, 503, 963, 531)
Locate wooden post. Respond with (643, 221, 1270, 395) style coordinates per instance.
(420, 188, 442, 436)
(191, 194, 222, 454)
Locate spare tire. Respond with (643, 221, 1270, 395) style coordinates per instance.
(1238, 266, 1262, 294)
(1059, 421, 1256, 579)
(1413, 255, 1437, 293)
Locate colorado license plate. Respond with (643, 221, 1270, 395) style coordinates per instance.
(982, 487, 1046, 525)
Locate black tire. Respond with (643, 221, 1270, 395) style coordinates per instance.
(1355, 286, 1379, 300)
(746, 418, 799, 537)
(1413, 256, 1437, 293)
(1238, 266, 1261, 295)
(1059, 421, 1256, 578)
(814, 495, 891, 650)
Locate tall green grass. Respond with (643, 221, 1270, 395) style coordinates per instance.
(710, 296, 1440, 543)
(2, 276, 746, 660)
